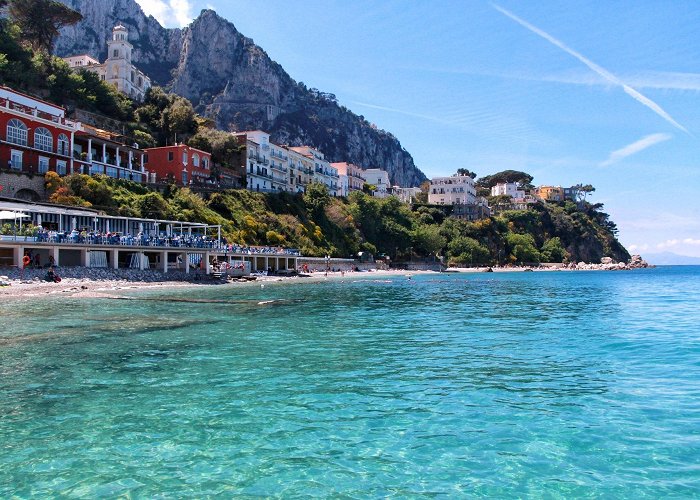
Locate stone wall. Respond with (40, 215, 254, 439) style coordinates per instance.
(0, 171, 46, 200)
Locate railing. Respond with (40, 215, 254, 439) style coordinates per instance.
(1, 97, 69, 125)
(10, 232, 301, 255)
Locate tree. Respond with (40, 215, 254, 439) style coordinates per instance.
(44, 170, 63, 196)
(506, 232, 540, 264)
(138, 192, 170, 219)
(476, 170, 534, 189)
(456, 168, 477, 179)
(575, 183, 595, 205)
(304, 182, 331, 216)
(540, 237, 567, 263)
(414, 180, 430, 203)
(447, 236, 490, 265)
(9, 0, 82, 53)
(412, 224, 446, 257)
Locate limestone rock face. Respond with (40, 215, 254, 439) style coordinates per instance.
(54, 1, 427, 186)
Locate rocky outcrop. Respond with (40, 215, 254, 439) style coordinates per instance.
(54, 1, 427, 186)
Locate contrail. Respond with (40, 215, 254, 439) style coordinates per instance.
(492, 4, 689, 134)
(600, 133, 672, 166)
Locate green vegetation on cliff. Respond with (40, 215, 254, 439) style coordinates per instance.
(44, 172, 629, 264)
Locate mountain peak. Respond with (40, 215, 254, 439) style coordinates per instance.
(55, 0, 426, 185)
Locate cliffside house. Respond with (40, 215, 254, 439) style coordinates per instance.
(363, 168, 391, 198)
(0, 86, 76, 178)
(331, 162, 365, 197)
(144, 144, 211, 186)
(428, 173, 477, 205)
(0, 86, 146, 185)
(288, 146, 339, 196)
(391, 186, 421, 204)
(63, 24, 151, 102)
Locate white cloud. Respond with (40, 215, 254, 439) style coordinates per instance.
(657, 239, 680, 249)
(599, 133, 672, 167)
(628, 243, 649, 252)
(492, 4, 689, 133)
(682, 238, 700, 245)
(135, 0, 193, 28)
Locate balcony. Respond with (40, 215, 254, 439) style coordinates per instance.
(1, 97, 75, 127)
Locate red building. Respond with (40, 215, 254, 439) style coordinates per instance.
(144, 144, 212, 186)
(0, 85, 147, 182)
(0, 86, 76, 176)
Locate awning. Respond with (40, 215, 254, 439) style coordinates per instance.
(0, 210, 30, 219)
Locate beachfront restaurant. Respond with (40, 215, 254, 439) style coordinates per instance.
(0, 199, 299, 274)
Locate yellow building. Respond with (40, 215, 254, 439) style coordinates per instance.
(535, 185, 565, 202)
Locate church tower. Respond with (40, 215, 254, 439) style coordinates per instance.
(107, 24, 132, 63)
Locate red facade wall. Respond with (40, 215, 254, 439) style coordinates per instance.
(0, 108, 74, 175)
(144, 144, 212, 185)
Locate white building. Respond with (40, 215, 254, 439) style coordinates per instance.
(234, 130, 277, 193)
(428, 173, 477, 205)
(289, 146, 339, 196)
(363, 168, 390, 198)
(391, 186, 421, 204)
(64, 24, 151, 101)
(491, 182, 526, 199)
(287, 148, 313, 193)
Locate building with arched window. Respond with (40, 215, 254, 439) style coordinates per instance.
(0, 86, 75, 176)
(63, 24, 151, 101)
(1, 85, 148, 182)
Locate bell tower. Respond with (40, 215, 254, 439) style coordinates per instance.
(106, 24, 132, 62)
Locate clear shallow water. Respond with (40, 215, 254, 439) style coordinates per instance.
(1, 267, 699, 497)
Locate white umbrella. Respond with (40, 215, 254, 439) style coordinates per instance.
(0, 210, 29, 219)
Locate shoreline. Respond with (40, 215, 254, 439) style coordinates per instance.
(0, 264, 655, 299)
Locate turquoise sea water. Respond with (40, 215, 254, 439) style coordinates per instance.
(1, 267, 699, 497)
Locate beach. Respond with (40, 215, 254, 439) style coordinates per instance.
(0, 260, 656, 299)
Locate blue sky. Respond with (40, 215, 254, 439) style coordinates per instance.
(136, 0, 700, 257)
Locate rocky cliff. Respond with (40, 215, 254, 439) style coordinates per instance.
(54, 1, 426, 186)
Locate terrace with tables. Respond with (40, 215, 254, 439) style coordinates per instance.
(0, 199, 301, 273)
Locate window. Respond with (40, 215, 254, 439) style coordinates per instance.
(34, 127, 53, 152)
(192, 153, 199, 167)
(38, 156, 49, 173)
(168, 152, 174, 161)
(182, 151, 187, 164)
(101, 75, 105, 81)
(138, 76, 143, 86)
(182, 171, 188, 184)
(56, 160, 67, 175)
(202, 157, 208, 169)
(131, 71, 135, 82)
(10, 150, 23, 170)
(57, 134, 69, 155)
(7, 118, 27, 146)
(113, 49, 119, 58)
